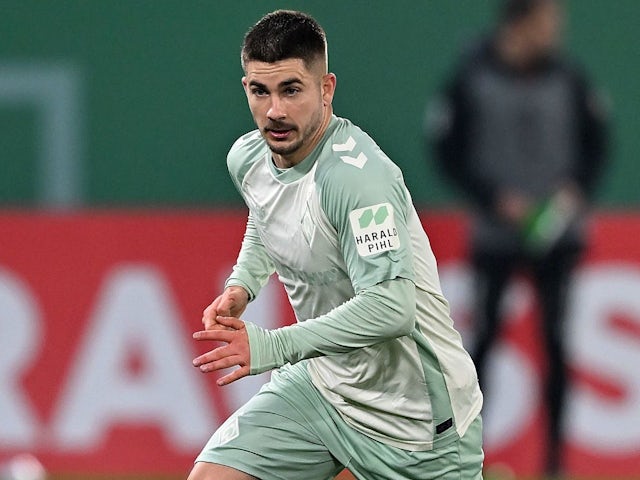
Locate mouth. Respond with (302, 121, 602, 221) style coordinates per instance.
(265, 124, 295, 141)
(267, 129, 292, 140)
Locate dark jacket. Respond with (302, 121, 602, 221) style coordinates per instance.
(427, 36, 608, 255)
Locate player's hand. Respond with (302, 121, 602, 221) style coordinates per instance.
(192, 315, 251, 386)
(202, 286, 250, 330)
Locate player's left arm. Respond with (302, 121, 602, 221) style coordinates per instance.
(193, 276, 416, 384)
(193, 140, 420, 382)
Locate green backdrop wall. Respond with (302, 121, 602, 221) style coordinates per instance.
(0, 1, 636, 208)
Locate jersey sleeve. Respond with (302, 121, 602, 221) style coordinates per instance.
(245, 277, 416, 373)
(224, 212, 276, 301)
(224, 131, 276, 300)
(317, 135, 416, 293)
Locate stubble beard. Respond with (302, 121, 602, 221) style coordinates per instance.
(264, 108, 324, 158)
(266, 134, 303, 157)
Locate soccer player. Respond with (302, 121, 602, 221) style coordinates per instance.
(188, 10, 483, 480)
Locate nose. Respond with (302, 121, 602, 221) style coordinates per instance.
(267, 96, 286, 121)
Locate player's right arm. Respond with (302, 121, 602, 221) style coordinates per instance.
(202, 212, 275, 329)
(203, 134, 276, 330)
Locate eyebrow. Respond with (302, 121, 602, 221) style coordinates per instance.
(280, 78, 303, 87)
(248, 77, 303, 90)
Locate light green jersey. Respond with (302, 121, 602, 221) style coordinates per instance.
(225, 115, 482, 451)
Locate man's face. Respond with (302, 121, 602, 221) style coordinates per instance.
(242, 58, 335, 167)
(523, 1, 564, 56)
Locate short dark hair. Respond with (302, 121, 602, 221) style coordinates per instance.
(241, 10, 327, 72)
(500, 0, 558, 25)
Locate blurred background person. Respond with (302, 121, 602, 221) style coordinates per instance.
(425, 0, 609, 477)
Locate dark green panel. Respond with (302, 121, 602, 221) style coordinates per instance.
(0, 107, 37, 206)
(0, 1, 636, 207)
(566, 0, 640, 206)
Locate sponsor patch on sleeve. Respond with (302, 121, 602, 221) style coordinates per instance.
(348, 202, 400, 257)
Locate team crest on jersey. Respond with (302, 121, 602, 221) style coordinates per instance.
(349, 203, 400, 257)
(211, 412, 240, 446)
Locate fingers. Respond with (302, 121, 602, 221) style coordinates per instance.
(192, 321, 251, 386)
(192, 344, 250, 386)
(193, 350, 245, 373)
(217, 366, 250, 386)
(192, 338, 242, 365)
(201, 314, 245, 331)
(202, 302, 227, 329)
(214, 315, 245, 330)
(193, 328, 236, 343)
(202, 295, 232, 328)
(202, 287, 250, 329)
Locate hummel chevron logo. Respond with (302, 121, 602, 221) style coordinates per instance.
(332, 136, 368, 169)
(340, 152, 368, 169)
(332, 136, 357, 152)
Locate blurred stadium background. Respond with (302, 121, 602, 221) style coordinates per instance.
(1, 1, 638, 479)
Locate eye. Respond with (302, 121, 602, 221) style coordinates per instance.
(284, 87, 300, 96)
(250, 87, 268, 97)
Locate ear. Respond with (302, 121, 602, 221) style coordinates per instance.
(322, 73, 337, 106)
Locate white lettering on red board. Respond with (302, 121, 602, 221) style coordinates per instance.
(51, 265, 217, 451)
(0, 268, 41, 447)
(0, 262, 639, 457)
(566, 265, 640, 453)
(438, 262, 640, 453)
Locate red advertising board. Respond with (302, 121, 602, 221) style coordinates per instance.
(0, 211, 639, 477)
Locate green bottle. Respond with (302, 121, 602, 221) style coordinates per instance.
(521, 193, 577, 255)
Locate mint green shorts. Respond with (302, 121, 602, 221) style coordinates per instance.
(196, 363, 483, 480)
